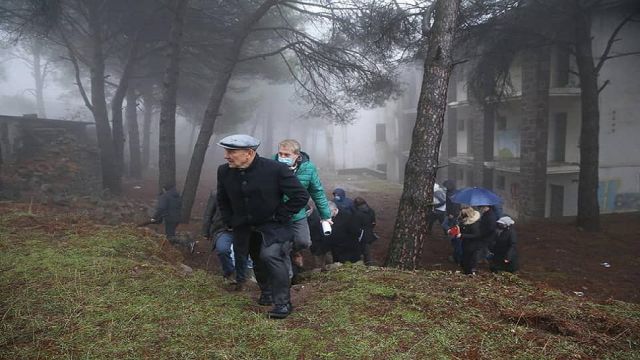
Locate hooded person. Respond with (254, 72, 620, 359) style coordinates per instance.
(490, 216, 518, 273)
(332, 188, 354, 214)
(151, 182, 194, 252)
(353, 196, 377, 265)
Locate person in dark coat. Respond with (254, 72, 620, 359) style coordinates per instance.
(353, 197, 377, 265)
(202, 192, 254, 282)
(307, 205, 333, 269)
(490, 216, 518, 273)
(151, 183, 194, 252)
(327, 201, 360, 263)
(457, 207, 482, 274)
(216, 134, 309, 319)
(459, 205, 497, 274)
(443, 180, 462, 264)
(332, 188, 354, 214)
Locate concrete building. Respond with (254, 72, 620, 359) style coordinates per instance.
(332, 4, 640, 218)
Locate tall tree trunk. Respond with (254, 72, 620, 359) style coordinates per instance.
(158, 0, 188, 191)
(386, 0, 460, 270)
(31, 40, 46, 118)
(518, 46, 550, 220)
(88, 3, 120, 194)
(111, 38, 141, 181)
(574, 8, 600, 231)
(126, 86, 142, 178)
(141, 89, 153, 171)
(180, 0, 279, 222)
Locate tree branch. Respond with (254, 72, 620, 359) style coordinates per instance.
(61, 31, 93, 111)
(597, 79, 609, 93)
(237, 41, 303, 62)
(596, 10, 638, 73)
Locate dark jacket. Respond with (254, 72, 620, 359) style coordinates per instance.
(202, 192, 227, 239)
(333, 188, 354, 214)
(307, 206, 329, 255)
(490, 226, 518, 272)
(445, 190, 461, 219)
(217, 155, 309, 247)
(459, 219, 481, 242)
(329, 209, 360, 263)
(354, 203, 377, 243)
(152, 187, 182, 223)
(273, 151, 332, 221)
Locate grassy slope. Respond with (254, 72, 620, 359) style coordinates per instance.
(1, 209, 639, 360)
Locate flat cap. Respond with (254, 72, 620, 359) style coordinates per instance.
(217, 134, 260, 150)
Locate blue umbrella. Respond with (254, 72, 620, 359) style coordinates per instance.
(451, 187, 502, 206)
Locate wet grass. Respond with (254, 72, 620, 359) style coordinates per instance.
(1, 207, 639, 359)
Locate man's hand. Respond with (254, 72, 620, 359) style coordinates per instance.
(322, 219, 334, 225)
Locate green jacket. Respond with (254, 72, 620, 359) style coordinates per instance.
(274, 151, 331, 222)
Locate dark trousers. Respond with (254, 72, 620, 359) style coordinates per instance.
(462, 240, 485, 274)
(427, 210, 446, 232)
(165, 222, 178, 237)
(248, 234, 292, 305)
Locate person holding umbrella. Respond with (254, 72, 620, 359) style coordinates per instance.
(451, 187, 501, 274)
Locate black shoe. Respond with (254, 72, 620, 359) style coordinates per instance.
(258, 293, 273, 306)
(267, 303, 291, 319)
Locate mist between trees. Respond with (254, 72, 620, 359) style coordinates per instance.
(0, 0, 638, 269)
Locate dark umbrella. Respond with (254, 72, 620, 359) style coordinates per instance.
(451, 187, 502, 206)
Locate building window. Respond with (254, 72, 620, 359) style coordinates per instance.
(376, 123, 386, 142)
(496, 175, 506, 190)
(551, 113, 567, 162)
(496, 116, 507, 131)
(458, 119, 465, 131)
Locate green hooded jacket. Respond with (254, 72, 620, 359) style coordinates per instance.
(274, 151, 331, 222)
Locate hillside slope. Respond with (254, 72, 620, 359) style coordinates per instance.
(1, 205, 639, 359)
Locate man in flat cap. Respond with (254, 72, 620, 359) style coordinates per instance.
(216, 134, 309, 319)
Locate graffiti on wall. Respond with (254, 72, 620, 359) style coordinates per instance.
(615, 193, 640, 211)
(496, 130, 520, 159)
(599, 178, 640, 211)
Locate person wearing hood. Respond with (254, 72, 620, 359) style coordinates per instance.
(490, 216, 518, 273)
(353, 197, 377, 265)
(332, 188, 354, 214)
(456, 206, 482, 274)
(327, 201, 360, 263)
(151, 182, 194, 252)
(274, 139, 332, 278)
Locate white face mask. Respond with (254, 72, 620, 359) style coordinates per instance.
(277, 156, 295, 166)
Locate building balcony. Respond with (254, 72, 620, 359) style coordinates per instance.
(484, 158, 580, 174)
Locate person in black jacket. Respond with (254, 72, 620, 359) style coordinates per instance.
(151, 183, 194, 252)
(457, 207, 482, 274)
(490, 216, 518, 273)
(327, 201, 360, 263)
(353, 197, 377, 265)
(216, 134, 309, 319)
(459, 205, 498, 274)
(202, 191, 254, 283)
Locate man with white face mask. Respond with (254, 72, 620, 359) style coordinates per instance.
(274, 139, 333, 278)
